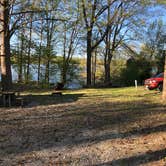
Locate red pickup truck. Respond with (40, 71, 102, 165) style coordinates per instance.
(144, 73, 163, 91)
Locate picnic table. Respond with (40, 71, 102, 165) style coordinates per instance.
(1, 91, 16, 107)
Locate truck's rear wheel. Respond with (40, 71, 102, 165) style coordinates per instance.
(158, 83, 163, 92)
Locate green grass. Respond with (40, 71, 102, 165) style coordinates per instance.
(21, 86, 162, 106)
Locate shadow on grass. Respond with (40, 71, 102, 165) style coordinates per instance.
(0, 92, 84, 108)
(94, 148, 166, 166)
(0, 97, 166, 165)
(22, 93, 84, 107)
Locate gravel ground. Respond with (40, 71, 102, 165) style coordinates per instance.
(0, 87, 166, 166)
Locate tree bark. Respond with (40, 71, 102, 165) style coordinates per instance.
(104, 4, 112, 86)
(45, 17, 54, 85)
(87, 31, 92, 87)
(104, 24, 112, 85)
(26, 14, 33, 83)
(162, 52, 166, 100)
(18, 31, 24, 83)
(37, 45, 41, 84)
(61, 64, 67, 84)
(92, 50, 97, 86)
(45, 57, 50, 84)
(37, 20, 43, 85)
(61, 24, 67, 84)
(104, 55, 112, 85)
(0, 0, 12, 91)
(45, 35, 51, 84)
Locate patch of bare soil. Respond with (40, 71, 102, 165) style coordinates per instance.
(0, 91, 166, 166)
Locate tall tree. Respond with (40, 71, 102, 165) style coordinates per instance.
(61, 20, 80, 84)
(97, 0, 150, 86)
(41, 0, 60, 84)
(26, 13, 33, 82)
(37, 18, 44, 84)
(0, 0, 12, 90)
(0, 0, 44, 90)
(18, 29, 25, 83)
(103, 1, 125, 85)
(44, 12, 55, 84)
(81, 0, 123, 87)
(103, 1, 137, 85)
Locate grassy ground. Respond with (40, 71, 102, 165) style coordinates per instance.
(0, 87, 166, 166)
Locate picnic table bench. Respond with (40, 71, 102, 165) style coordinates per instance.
(1, 91, 15, 107)
(0, 91, 24, 107)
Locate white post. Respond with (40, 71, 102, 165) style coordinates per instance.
(163, 44, 166, 50)
(135, 80, 138, 89)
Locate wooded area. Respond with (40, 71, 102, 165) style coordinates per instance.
(0, 0, 165, 92)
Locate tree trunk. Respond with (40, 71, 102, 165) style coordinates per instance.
(61, 25, 67, 84)
(45, 41, 50, 84)
(37, 22, 43, 85)
(1, 35, 12, 91)
(92, 50, 97, 86)
(45, 58, 50, 84)
(45, 17, 53, 85)
(162, 52, 166, 100)
(26, 15, 33, 83)
(0, 0, 12, 91)
(61, 63, 67, 84)
(104, 29, 112, 86)
(37, 47, 41, 84)
(104, 53, 113, 85)
(18, 32, 24, 83)
(87, 31, 92, 87)
(104, 59, 111, 84)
